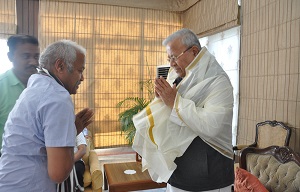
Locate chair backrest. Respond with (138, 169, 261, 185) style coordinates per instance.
(239, 146, 300, 192)
(253, 120, 291, 148)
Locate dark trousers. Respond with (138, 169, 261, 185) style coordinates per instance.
(75, 160, 85, 187)
(57, 160, 85, 192)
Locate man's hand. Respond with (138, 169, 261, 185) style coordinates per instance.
(155, 76, 177, 108)
(75, 108, 94, 135)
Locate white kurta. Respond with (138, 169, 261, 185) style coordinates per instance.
(132, 47, 234, 183)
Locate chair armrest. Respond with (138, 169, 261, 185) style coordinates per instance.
(89, 150, 103, 191)
(233, 144, 249, 151)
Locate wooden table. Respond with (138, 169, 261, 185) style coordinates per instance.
(103, 162, 166, 192)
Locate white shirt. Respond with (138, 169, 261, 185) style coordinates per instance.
(74, 132, 87, 154)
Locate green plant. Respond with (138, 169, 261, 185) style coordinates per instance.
(116, 79, 154, 145)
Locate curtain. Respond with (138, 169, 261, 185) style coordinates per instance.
(15, 0, 39, 37)
(0, 0, 16, 38)
(39, 0, 182, 148)
(183, 0, 239, 37)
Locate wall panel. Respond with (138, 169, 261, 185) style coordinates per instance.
(238, 0, 300, 153)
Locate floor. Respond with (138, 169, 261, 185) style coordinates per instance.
(96, 147, 166, 192)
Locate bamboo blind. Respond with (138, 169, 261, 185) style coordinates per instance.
(0, 0, 16, 38)
(39, 0, 182, 148)
(183, 0, 240, 37)
(238, 0, 300, 153)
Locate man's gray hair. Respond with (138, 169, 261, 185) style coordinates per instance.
(39, 40, 86, 72)
(162, 28, 201, 49)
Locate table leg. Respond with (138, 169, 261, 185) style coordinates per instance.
(104, 169, 108, 190)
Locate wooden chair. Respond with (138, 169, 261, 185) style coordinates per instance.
(233, 120, 291, 162)
(238, 146, 300, 191)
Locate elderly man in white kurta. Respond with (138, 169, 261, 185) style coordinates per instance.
(133, 28, 234, 192)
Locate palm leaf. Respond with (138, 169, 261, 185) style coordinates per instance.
(116, 96, 151, 145)
(116, 74, 154, 145)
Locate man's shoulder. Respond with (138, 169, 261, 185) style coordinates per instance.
(0, 69, 21, 87)
(0, 70, 12, 81)
(29, 75, 71, 100)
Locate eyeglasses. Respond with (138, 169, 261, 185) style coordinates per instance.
(167, 46, 193, 63)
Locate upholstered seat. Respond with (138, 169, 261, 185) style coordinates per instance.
(238, 146, 300, 192)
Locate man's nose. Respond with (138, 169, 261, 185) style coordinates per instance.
(29, 57, 39, 66)
(80, 74, 84, 81)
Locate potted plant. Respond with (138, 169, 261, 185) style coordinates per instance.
(116, 79, 154, 145)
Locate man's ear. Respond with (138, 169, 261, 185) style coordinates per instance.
(54, 59, 65, 73)
(192, 46, 200, 56)
(7, 52, 13, 62)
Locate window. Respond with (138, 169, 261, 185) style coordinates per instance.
(199, 26, 240, 145)
(0, 39, 12, 74)
(0, 0, 16, 74)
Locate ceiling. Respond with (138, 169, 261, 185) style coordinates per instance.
(59, 0, 199, 12)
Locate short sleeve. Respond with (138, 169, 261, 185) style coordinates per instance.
(76, 132, 87, 146)
(39, 93, 76, 148)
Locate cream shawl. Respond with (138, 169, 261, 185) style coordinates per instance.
(132, 47, 234, 183)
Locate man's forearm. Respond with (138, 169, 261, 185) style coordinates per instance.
(47, 147, 74, 183)
(74, 145, 87, 162)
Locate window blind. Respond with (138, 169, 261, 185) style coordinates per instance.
(0, 0, 16, 38)
(39, 0, 182, 148)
